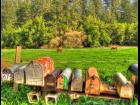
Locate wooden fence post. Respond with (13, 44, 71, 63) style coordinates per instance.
(13, 46, 22, 91)
(15, 46, 22, 64)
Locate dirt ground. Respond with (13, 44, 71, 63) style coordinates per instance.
(115, 45, 137, 48)
(102, 45, 137, 48)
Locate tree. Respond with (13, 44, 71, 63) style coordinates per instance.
(16, 4, 31, 27)
(109, 0, 122, 22)
(120, 0, 132, 23)
(99, 23, 111, 46)
(124, 23, 138, 45)
(130, 0, 138, 23)
(1, 24, 20, 48)
(1, 0, 17, 29)
(19, 16, 53, 48)
(84, 16, 101, 47)
(1, 0, 138, 48)
(93, 0, 105, 20)
(109, 23, 126, 45)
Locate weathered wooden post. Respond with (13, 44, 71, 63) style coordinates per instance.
(27, 91, 41, 103)
(13, 46, 22, 91)
(15, 46, 22, 64)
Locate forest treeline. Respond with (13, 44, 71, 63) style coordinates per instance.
(1, 0, 138, 48)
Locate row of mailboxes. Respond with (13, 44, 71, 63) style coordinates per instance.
(2, 57, 54, 87)
(2, 62, 134, 99)
(45, 68, 83, 92)
(45, 67, 134, 99)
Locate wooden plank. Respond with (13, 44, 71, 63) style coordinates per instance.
(13, 82, 18, 91)
(101, 83, 117, 95)
(27, 91, 40, 103)
(13, 46, 22, 91)
(54, 89, 129, 101)
(45, 93, 60, 105)
(15, 46, 22, 64)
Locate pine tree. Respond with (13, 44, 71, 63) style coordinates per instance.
(93, 0, 105, 20)
(120, 0, 132, 23)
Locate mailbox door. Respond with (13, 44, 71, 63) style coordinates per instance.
(14, 71, 24, 84)
(120, 85, 134, 99)
(26, 62, 44, 86)
(71, 79, 83, 92)
(57, 76, 64, 89)
(64, 76, 68, 90)
(45, 75, 56, 90)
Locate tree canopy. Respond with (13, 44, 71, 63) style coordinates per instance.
(1, 0, 138, 48)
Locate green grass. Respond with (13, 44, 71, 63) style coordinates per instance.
(1, 48, 138, 105)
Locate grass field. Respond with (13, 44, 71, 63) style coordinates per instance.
(1, 47, 138, 105)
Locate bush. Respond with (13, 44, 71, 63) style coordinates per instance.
(49, 37, 62, 48)
(1, 25, 20, 48)
(40, 44, 49, 49)
(63, 31, 86, 48)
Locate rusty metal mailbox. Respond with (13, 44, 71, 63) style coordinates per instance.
(71, 69, 83, 92)
(25, 57, 54, 87)
(85, 67, 101, 95)
(45, 68, 62, 91)
(128, 64, 138, 93)
(128, 64, 138, 84)
(113, 72, 134, 99)
(128, 64, 138, 76)
(2, 64, 22, 82)
(14, 65, 26, 84)
(57, 68, 72, 90)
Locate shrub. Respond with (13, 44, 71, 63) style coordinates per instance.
(63, 31, 86, 48)
(49, 37, 62, 48)
(1, 25, 20, 48)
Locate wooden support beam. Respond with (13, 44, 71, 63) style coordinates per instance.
(55, 89, 129, 101)
(27, 91, 40, 103)
(15, 46, 22, 64)
(13, 82, 18, 91)
(45, 93, 60, 105)
(13, 46, 22, 91)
